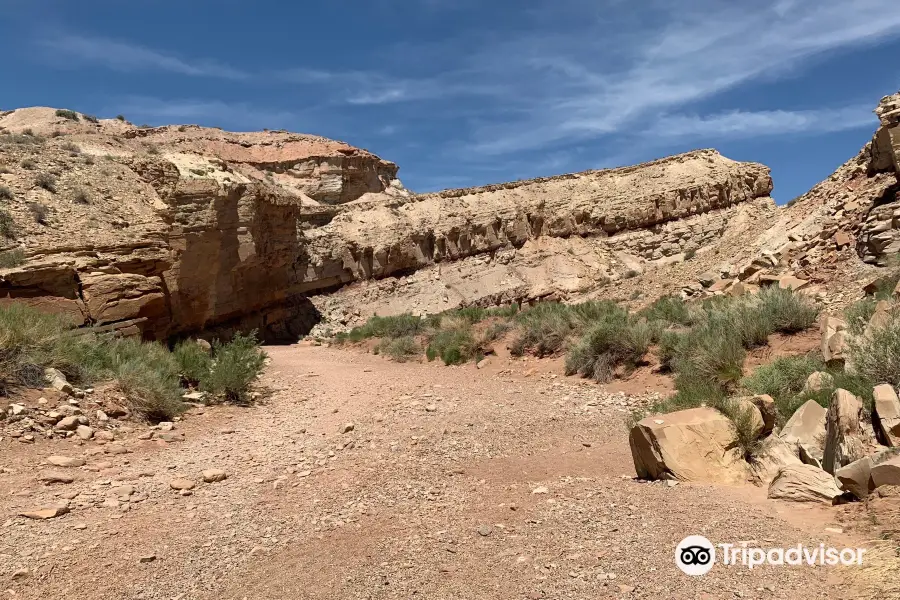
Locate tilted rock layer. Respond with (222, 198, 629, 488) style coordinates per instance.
(0, 105, 786, 340)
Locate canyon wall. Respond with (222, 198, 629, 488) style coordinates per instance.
(0, 107, 774, 340)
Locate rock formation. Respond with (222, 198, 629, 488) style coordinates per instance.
(0, 107, 774, 340)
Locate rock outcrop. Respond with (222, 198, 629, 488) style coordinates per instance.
(0, 107, 774, 340)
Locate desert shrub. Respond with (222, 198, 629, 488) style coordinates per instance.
(671, 312, 746, 397)
(34, 173, 56, 193)
(113, 350, 183, 421)
(0, 165, 10, 174)
(0, 134, 43, 145)
(730, 302, 774, 348)
(115, 114, 126, 121)
(684, 248, 697, 260)
(741, 355, 823, 403)
(848, 314, 900, 389)
(346, 314, 425, 342)
(639, 295, 693, 326)
(201, 331, 267, 403)
(173, 340, 212, 387)
(146, 144, 160, 155)
(845, 298, 877, 336)
(624, 270, 639, 279)
(82, 114, 99, 123)
(72, 188, 90, 204)
(0, 210, 14, 238)
(713, 397, 766, 463)
(82, 155, 95, 166)
(565, 318, 652, 382)
(0, 186, 12, 200)
(426, 327, 476, 365)
(656, 329, 682, 371)
(28, 202, 49, 224)
(55, 109, 79, 121)
(0, 304, 185, 419)
(20, 158, 36, 170)
(376, 336, 420, 362)
(510, 300, 623, 357)
(61, 141, 80, 154)
(756, 286, 819, 334)
(0, 248, 25, 268)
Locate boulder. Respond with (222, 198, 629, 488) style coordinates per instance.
(871, 454, 900, 489)
(747, 394, 776, 435)
(768, 464, 843, 504)
(44, 368, 73, 394)
(873, 384, 900, 447)
(20, 505, 70, 520)
(780, 400, 827, 464)
(835, 456, 874, 499)
(629, 407, 748, 484)
(822, 389, 867, 474)
(803, 371, 834, 394)
(777, 275, 809, 291)
(820, 317, 848, 366)
(750, 437, 803, 485)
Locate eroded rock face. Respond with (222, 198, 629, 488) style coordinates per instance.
(0, 108, 775, 341)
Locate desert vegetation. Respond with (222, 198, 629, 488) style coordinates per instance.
(0, 304, 267, 420)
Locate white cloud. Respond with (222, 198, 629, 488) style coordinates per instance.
(654, 106, 877, 140)
(38, 34, 248, 80)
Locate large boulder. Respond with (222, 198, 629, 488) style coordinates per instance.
(873, 384, 900, 447)
(822, 389, 867, 474)
(870, 449, 900, 489)
(750, 437, 804, 485)
(779, 400, 827, 465)
(768, 464, 843, 504)
(820, 317, 848, 367)
(835, 456, 874, 500)
(629, 407, 749, 484)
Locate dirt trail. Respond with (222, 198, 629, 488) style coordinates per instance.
(0, 346, 860, 598)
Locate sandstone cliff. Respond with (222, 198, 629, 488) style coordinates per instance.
(0, 106, 777, 339)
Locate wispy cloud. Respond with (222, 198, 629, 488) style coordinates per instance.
(463, 0, 900, 154)
(38, 34, 249, 80)
(654, 105, 877, 141)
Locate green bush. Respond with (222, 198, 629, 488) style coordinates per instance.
(756, 286, 819, 334)
(173, 340, 212, 386)
(845, 298, 876, 336)
(82, 114, 99, 124)
(0, 304, 185, 420)
(376, 336, 420, 362)
(72, 188, 90, 204)
(741, 355, 823, 403)
(0, 209, 15, 238)
(55, 109, 79, 121)
(849, 314, 900, 389)
(0, 248, 25, 268)
(0, 186, 12, 200)
(115, 114, 126, 121)
(35, 173, 56, 193)
(713, 397, 765, 463)
(28, 202, 49, 224)
(510, 300, 623, 357)
(20, 158, 36, 170)
(671, 313, 746, 396)
(565, 318, 651, 382)
(201, 331, 267, 403)
(426, 327, 476, 365)
(61, 141, 80, 154)
(639, 295, 693, 326)
(345, 314, 425, 342)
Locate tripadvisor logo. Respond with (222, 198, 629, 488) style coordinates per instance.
(675, 536, 866, 576)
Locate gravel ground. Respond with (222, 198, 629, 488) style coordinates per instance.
(0, 345, 871, 599)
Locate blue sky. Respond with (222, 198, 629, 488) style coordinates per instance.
(2, 0, 899, 202)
